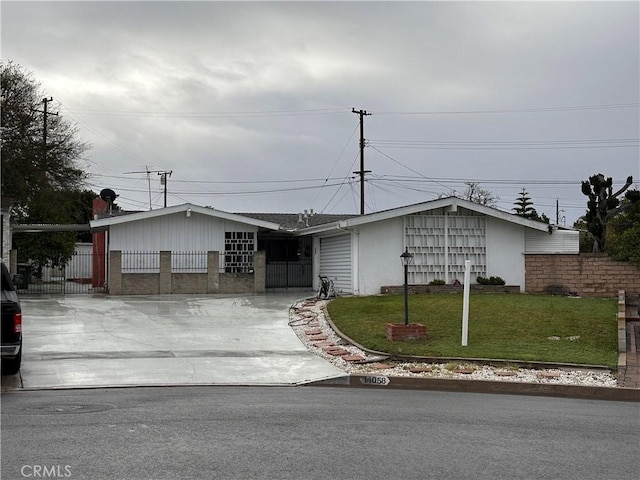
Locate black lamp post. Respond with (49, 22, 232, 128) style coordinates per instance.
(400, 247, 413, 326)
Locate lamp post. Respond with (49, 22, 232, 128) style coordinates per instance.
(400, 247, 413, 326)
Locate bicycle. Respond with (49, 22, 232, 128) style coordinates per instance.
(317, 275, 336, 299)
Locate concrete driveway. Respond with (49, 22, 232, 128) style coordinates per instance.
(16, 292, 347, 389)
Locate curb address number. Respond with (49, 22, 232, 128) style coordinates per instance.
(360, 376, 390, 386)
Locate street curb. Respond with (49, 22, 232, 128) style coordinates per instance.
(306, 374, 640, 402)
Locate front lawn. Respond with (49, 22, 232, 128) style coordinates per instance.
(326, 294, 618, 368)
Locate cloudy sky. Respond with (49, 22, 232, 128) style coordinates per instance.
(2, 1, 639, 224)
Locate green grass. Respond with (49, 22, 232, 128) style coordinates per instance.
(327, 294, 618, 368)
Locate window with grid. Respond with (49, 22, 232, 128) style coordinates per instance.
(224, 232, 255, 273)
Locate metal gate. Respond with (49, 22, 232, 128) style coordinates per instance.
(261, 236, 312, 289)
(15, 251, 104, 295)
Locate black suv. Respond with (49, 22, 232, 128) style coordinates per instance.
(1, 262, 22, 375)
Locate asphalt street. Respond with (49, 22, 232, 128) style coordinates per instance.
(1, 386, 638, 480)
(16, 293, 346, 388)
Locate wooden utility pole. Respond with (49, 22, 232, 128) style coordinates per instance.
(123, 168, 173, 209)
(159, 171, 172, 208)
(352, 108, 371, 215)
(37, 97, 58, 162)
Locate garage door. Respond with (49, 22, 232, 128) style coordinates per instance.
(319, 234, 352, 295)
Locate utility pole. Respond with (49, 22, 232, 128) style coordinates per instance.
(556, 198, 565, 226)
(159, 171, 172, 208)
(352, 108, 371, 215)
(36, 97, 58, 163)
(123, 168, 173, 209)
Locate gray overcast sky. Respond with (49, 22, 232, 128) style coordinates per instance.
(2, 1, 639, 224)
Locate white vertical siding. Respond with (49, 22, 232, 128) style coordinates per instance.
(108, 211, 258, 252)
(525, 229, 579, 253)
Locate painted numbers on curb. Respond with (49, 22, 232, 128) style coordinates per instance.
(360, 376, 390, 386)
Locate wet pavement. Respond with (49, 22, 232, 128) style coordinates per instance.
(15, 293, 347, 389)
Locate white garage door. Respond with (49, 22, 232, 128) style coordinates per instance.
(319, 234, 352, 295)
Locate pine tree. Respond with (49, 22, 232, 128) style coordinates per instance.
(512, 188, 549, 223)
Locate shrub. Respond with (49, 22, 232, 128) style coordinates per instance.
(428, 279, 446, 285)
(477, 276, 506, 285)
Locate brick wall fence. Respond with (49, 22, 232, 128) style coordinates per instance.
(108, 250, 266, 295)
(525, 254, 640, 297)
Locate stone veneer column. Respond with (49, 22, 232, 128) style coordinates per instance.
(159, 251, 172, 294)
(109, 251, 122, 295)
(208, 251, 220, 293)
(254, 251, 266, 293)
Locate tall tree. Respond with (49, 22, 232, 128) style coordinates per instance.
(606, 189, 640, 265)
(580, 173, 634, 252)
(1, 61, 90, 267)
(512, 188, 549, 223)
(462, 182, 498, 207)
(512, 188, 534, 216)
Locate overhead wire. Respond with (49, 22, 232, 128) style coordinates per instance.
(311, 122, 360, 211)
(373, 102, 640, 115)
(319, 151, 361, 213)
(60, 107, 350, 118)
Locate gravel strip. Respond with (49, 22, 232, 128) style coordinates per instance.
(289, 298, 618, 388)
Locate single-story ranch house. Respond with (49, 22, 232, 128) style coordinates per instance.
(89, 196, 578, 296)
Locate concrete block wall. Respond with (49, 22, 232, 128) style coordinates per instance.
(219, 273, 255, 294)
(380, 285, 520, 295)
(122, 273, 160, 295)
(172, 273, 208, 294)
(525, 254, 640, 297)
(108, 250, 266, 295)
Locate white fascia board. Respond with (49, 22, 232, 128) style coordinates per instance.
(90, 203, 281, 231)
(293, 197, 555, 235)
(292, 222, 341, 236)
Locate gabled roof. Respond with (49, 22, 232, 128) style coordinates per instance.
(294, 197, 554, 235)
(90, 203, 281, 231)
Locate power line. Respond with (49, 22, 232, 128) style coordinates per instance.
(367, 138, 639, 150)
(374, 103, 640, 115)
(61, 107, 350, 118)
(311, 123, 360, 211)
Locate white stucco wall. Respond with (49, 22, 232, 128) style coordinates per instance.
(485, 217, 526, 290)
(355, 217, 405, 295)
(108, 211, 258, 251)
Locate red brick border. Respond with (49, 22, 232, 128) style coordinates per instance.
(386, 323, 428, 341)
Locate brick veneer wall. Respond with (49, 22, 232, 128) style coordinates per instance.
(525, 254, 640, 297)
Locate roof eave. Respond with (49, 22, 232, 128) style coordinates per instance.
(89, 203, 281, 231)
